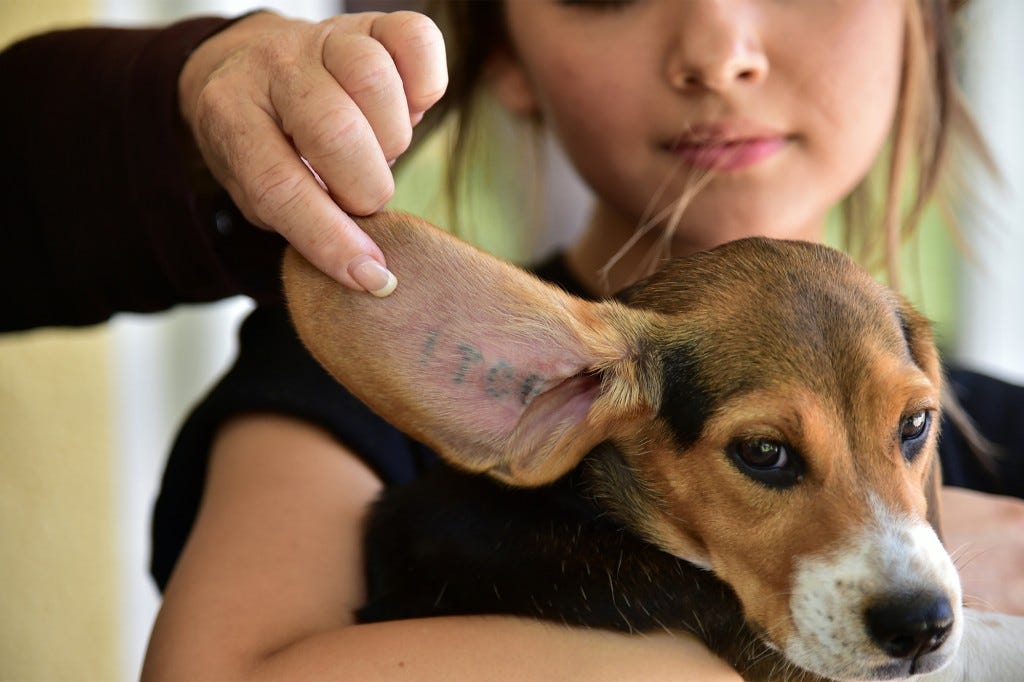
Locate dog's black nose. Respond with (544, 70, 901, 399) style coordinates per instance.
(865, 592, 953, 660)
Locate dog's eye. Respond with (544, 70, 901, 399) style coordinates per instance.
(899, 410, 931, 462)
(727, 438, 804, 489)
(900, 411, 929, 441)
(737, 439, 787, 468)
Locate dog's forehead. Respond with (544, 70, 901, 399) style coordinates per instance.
(624, 239, 877, 312)
(628, 239, 901, 350)
(631, 238, 916, 447)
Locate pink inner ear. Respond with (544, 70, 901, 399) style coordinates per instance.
(509, 372, 604, 471)
(411, 319, 598, 438)
(401, 316, 606, 464)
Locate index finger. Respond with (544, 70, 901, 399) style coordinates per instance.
(233, 106, 396, 295)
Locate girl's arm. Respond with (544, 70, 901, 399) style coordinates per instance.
(141, 414, 741, 681)
(941, 487, 1024, 616)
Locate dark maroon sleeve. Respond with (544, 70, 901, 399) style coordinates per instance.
(0, 16, 286, 332)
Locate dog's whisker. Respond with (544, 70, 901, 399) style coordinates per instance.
(948, 546, 980, 571)
(961, 591, 997, 612)
(950, 543, 992, 571)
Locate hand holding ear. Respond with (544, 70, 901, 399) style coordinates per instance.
(178, 10, 448, 295)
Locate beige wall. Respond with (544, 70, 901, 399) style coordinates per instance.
(0, 3, 120, 681)
(0, 330, 119, 682)
(0, 0, 94, 46)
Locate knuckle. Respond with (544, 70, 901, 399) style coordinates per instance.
(369, 175, 396, 210)
(246, 162, 307, 225)
(303, 106, 367, 161)
(412, 80, 448, 111)
(338, 46, 397, 101)
(391, 12, 447, 80)
(382, 124, 413, 159)
(346, 174, 394, 216)
(192, 77, 237, 132)
(191, 81, 252, 174)
(258, 30, 302, 69)
(296, 218, 342, 254)
(392, 11, 443, 44)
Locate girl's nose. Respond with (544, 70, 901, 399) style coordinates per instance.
(665, 1, 768, 93)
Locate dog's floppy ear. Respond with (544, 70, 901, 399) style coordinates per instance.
(283, 211, 661, 486)
(894, 296, 945, 537)
(899, 294, 1004, 540)
(895, 295, 941, 387)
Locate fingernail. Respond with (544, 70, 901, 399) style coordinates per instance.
(347, 255, 398, 297)
(300, 156, 328, 191)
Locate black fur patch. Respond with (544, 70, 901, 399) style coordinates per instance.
(894, 305, 923, 371)
(356, 462, 796, 677)
(659, 343, 714, 449)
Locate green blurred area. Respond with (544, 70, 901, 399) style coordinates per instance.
(825, 205, 959, 353)
(389, 101, 535, 265)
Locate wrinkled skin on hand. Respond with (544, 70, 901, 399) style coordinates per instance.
(178, 10, 448, 291)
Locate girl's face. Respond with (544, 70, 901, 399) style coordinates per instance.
(496, 0, 906, 254)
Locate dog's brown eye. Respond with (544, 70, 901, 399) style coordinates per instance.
(899, 410, 932, 463)
(727, 438, 804, 489)
(737, 439, 788, 468)
(900, 411, 929, 442)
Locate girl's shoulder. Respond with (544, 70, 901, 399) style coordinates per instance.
(150, 304, 437, 591)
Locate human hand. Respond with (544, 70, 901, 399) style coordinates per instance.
(178, 10, 448, 295)
(941, 486, 1024, 615)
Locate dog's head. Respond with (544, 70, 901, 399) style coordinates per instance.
(284, 211, 960, 681)
(593, 238, 960, 680)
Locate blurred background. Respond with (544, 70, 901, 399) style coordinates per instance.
(0, 1, 1021, 680)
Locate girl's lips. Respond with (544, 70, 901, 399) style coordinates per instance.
(670, 136, 788, 171)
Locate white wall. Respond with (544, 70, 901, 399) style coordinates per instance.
(101, 0, 336, 23)
(955, 0, 1024, 384)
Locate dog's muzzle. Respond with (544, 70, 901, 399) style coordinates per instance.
(783, 500, 962, 680)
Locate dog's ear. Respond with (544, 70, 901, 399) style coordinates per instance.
(894, 296, 940, 386)
(900, 293, 1004, 540)
(283, 211, 662, 486)
(894, 296, 945, 537)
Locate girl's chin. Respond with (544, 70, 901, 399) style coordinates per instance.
(626, 181, 829, 245)
(594, 195, 827, 253)
(665, 220, 826, 256)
